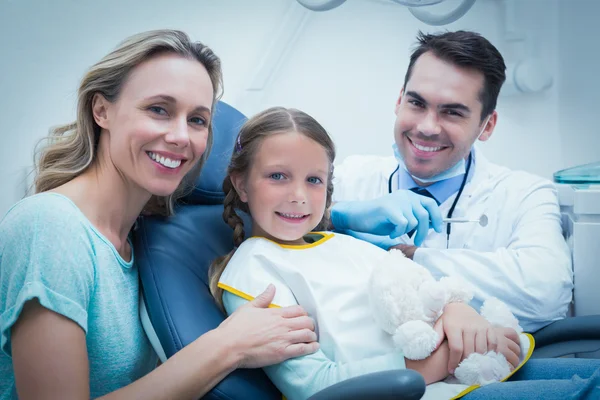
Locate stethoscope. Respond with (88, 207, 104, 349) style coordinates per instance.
(388, 153, 473, 248)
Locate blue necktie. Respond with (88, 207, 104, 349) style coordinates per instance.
(407, 187, 439, 238)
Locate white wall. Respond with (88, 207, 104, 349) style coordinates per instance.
(0, 0, 292, 215)
(259, 0, 564, 178)
(557, 0, 600, 171)
(0, 0, 596, 217)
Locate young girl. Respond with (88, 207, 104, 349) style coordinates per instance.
(209, 106, 600, 400)
(208, 107, 520, 400)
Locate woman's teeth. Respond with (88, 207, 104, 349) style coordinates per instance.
(148, 152, 182, 169)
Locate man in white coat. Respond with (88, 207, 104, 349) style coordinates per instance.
(329, 30, 573, 371)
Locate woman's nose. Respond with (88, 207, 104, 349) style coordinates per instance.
(165, 118, 191, 148)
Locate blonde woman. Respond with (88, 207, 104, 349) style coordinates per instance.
(0, 30, 317, 400)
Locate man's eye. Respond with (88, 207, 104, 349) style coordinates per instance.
(444, 110, 463, 117)
(409, 100, 424, 108)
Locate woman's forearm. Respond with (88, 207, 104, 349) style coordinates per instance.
(99, 328, 240, 400)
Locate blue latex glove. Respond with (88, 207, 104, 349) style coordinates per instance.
(330, 190, 443, 247)
(339, 230, 404, 250)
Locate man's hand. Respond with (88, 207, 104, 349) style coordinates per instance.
(389, 244, 418, 259)
(434, 303, 521, 374)
(339, 230, 403, 250)
(330, 190, 443, 246)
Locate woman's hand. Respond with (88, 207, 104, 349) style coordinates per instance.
(217, 284, 319, 369)
(434, 302, 521, 374)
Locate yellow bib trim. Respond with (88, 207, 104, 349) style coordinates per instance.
(250, 232, 335, 250)
(218, 282, 282, 308)
(450, 333, 536, 399)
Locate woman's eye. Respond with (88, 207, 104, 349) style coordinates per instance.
(308, 177, 323, 184)
(189, 116, 206, 126)
(270, 173, 285, 180)
(149, 106, 168, 115)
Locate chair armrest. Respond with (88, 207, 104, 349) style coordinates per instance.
(307, 369, 425, 400)
(531, 315, 600, 358)
(533, 315, 600, 346)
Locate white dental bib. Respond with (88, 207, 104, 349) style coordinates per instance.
(218, 232, 502, 399)
(219, 232, 395, 362)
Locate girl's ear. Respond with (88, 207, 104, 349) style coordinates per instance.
(230, 172, 248, 203)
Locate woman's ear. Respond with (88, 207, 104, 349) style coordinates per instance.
(230, 172, 248, 203)
(92, 93, 110, 129)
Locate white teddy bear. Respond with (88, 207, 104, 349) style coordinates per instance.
(369, 249, 524, 386)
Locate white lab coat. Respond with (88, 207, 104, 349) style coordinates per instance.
(332, 148, 573, 332)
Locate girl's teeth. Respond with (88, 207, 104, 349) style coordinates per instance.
(280, 213, 304, 219)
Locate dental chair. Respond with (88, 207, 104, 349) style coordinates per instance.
(133, 101, 425, 400)
(134, 101, 600, 400)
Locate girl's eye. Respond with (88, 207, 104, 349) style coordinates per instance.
(189, 116, 206, 126)
(308, 177, 323, 184)
(149, 106, 168, 115)
(270, 173, 285, 180)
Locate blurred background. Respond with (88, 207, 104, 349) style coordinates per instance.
(1, 0, 598, 216)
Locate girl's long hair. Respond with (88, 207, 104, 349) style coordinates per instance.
(208, 107, 336, 311)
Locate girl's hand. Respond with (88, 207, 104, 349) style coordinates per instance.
(218, 284, 319, 369)
(434, 303, 521, 373)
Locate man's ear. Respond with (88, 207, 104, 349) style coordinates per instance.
(478, 111, 498, 142)
(395, 88, 405, 115)
(230, 172, 248, 203)
(92, 93, 111, 130)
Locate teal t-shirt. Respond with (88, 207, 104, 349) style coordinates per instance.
(0, 193, 157, 399)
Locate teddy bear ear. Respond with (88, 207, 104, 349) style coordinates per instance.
(480, 298, 523, 333)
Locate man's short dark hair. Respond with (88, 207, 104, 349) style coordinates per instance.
(403, 30, 506, 121)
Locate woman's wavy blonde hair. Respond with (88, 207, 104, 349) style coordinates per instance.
(34, 29, 223, 216)
(208, 107, 336, 311)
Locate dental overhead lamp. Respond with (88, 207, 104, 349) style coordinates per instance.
(295, 0, 477, 26)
